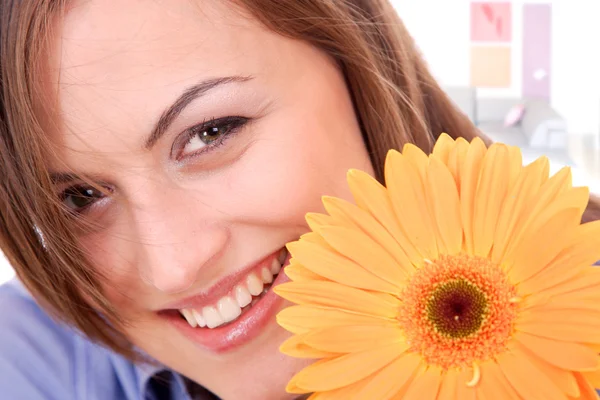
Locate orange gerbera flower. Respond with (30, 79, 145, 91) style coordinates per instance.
(274, 134, 600, 399)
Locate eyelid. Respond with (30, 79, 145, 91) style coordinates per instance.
(171, 116, 249, 161)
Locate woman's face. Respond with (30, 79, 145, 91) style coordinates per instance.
(48, 1, 373, 398)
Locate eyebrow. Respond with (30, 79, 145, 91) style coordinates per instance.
(144, 75, 253, 150)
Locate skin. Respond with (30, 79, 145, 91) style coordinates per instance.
(47, 0, 374, 398)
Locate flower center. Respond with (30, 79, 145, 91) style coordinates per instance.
(426, 279, 488, 339)
(398, 254, 518, 370)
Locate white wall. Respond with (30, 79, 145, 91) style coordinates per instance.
(0, 251, 14, 285)
(392, 0, 600, 135)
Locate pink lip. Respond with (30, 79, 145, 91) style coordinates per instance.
(162, 249, 283, 310)
(162, 251, 291, 353)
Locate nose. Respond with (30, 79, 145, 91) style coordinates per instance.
(130, 189, 229, 294)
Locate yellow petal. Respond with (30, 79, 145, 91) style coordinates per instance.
(347, 169, 422, 265)
(277, 305, 393, 335)
(401, 364, 443, 400)
(436, 367, 459, 400)
(582, 370, 600, 390)
(507, 144, 523, 189)
(402, 143, 429, 181)
(531, 268, 600, 300)
(513, 331, 600, 370)
(286, 240, 400, 294)
(280, 334, 340, 359)
(317, 226, 408, 287)
(507, 207, 580, 283)
(385, 149, 438, 258)
(290, 343, 406, 392)
(426, 156, 463, 255)
(519, 220, 600, 295)
(273, 281, 400, 318)
(431, 132, 455, 164)
(472, 143, 510, 257)
(572, 373, 600, 400)
(303, 324, 407, 353)
(497, 344, 572, 400)
(491, 157, 548, 263)
(447, 137, 469, 189)
(306, 378, 370, 400)
(460, 137, 487, 253)
(476, 361, 525, 400)
(454, 368, 477, 400)
(503, 166, 575, 257)
(284, 262, 329, 283)
(522, 342, 580, 397)
(305, 212, 346, 232)
(320, 196, 414, 275)
(353, 353, 422, 400)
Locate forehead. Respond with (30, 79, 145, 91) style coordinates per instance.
(54, 0, 273, 149)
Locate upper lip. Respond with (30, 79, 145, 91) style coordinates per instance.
(159, 248, 283, 311)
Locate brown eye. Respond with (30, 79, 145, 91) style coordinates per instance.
(61, 185, 106, 213)
(178, 116, 248, 159)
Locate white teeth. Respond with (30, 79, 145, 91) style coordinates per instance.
(192, 309, 206, 328)
(270, 258, 282, 275)
(218, 296, 242, 323)
(179, 250, 289, 329)
(202, 306, 223, 329)
(246, 273, 264, 296)
(180, 309, 197, 328)
(261, 266, 274, 284)
(234, 285, 252, 308)
(278, 248, 287, 264)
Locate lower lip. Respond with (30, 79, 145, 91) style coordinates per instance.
(164, 253, 291, 353)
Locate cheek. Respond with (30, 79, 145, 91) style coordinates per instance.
(215, 111, 372, 225)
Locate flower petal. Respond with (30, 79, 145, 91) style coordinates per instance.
(426, 156, 463, 255)
(289, 343, 406, 392)
(284, 262, 329, 283)
(507, 207, 580, 284)
(431, 132, 455, 164)
(572, 373, 600, 400)
(277, 305, 393, 335)
(401, 364, 443, 400)
(353, 353, 422, 400)
(513, 331, 600, 371)
(454, 368, 477, 400)
(385, 149, 438, 258)
(519, 220, 600, 295)
(280, 334, 340, 359)
(447, 137, 469, 189)
(476, 361, 525, 400)
(303, 324, 407, 353)
(472, 143, 510, 257)
(460, 137, 487, 254)
(436, 368, 460, 400)
(320, 196, 415, 275)
(497, 344, 571, 400)
(520, 341, 580, 397)
(347, 169, 422, 265)
(273, 281, 400, 318)
(316, 226, 408, 287)
(491, 157, 548, 263)
(287, 239, 400, 294)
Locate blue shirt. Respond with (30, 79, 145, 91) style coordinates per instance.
(0, 279, 213, 400)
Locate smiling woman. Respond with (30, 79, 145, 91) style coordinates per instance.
(0, 1, 598, 400)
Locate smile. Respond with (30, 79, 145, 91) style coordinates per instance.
(178, 249, 287, 329)
(161, 247, 291, 352)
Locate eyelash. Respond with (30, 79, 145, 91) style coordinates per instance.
(58, 116, 249, 216)
(176, 115, 249, 161)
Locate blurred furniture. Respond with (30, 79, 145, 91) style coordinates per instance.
(444, 86, 568, 151)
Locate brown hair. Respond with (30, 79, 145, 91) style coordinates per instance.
(0, 0, 597, 359)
